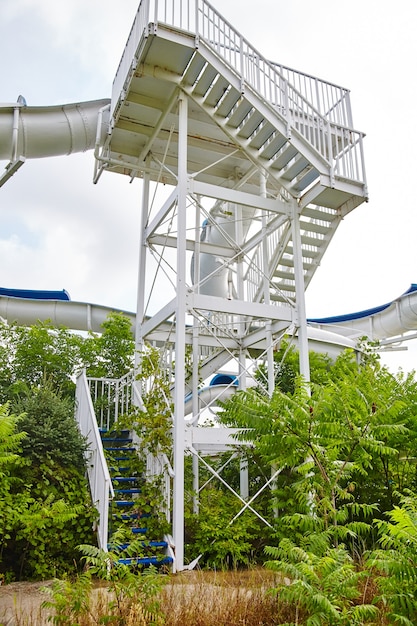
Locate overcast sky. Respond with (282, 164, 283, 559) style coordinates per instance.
(1, 0, 416, 373)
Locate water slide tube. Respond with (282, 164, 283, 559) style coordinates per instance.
(308, 284, 417, 343)
(0, 98, 110, 185)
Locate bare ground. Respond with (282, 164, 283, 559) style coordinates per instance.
(0, 569, 280, 626)
(0, 580, 54, 626)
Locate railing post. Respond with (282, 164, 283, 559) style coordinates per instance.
(326, 121, 335, 186)
(195, 0, 199, 38)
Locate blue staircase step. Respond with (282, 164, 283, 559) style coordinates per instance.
(117, 512, 150, 521)
(101, 429, 131, 438)
(103, 439, 133, 445)
(117, 556, 173, 566)
(110, 541, 167, 551)
(99, 427, 172, 569)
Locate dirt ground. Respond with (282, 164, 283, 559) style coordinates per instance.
(0, 580, 54, 626)
(0, 569, 278, 626)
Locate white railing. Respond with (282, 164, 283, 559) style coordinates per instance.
(87, 370, 173, 524)
(87, 371, 137, 431)
(75, 372, 114, 551)
(271, 63, 353, 128)
(146, 451, 174, 523)
(111, 0, 366, 186)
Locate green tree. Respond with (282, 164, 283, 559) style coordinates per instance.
(221, 350, 417, 546)
(81, 312, 134, 379)
(0, 389, 96, 579)
(367, 492, 417, 624)
(0, 321, 82, 401)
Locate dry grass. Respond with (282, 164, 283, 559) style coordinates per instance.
(0, 568, 392, 626)
(0, 569, 288, 626)
(160, 568, 289, 626)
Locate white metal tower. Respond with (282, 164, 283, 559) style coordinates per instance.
(95, 0, 368, 570)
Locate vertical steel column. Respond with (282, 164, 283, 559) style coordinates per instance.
(235, 200, 249, 500)
(134, 158, 151, 369)
(172, 92, 188, 572)
(260, 172, 275, 397)
(192, 194, 201, 514)
(291, 200, 310, 385)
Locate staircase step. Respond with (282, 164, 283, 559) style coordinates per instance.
(204, 75, 230, 108)
(117, 556, 173, 566)
(270, 144, 298, 170)
(101, 429, 131, 438)
(299, 219, 330, 235)
(281, 156, 309, 182)
(259, 133, 287, 160)
(215, 86, 240, 117)
(182, 53, 207, 86)
(116, 512, 150, 521)
(113, 476, 140, 483)
(114, 488, 142, 494)
(237, 110, 263, 139)
(291, 166, 319, 193)
(111, 541, 168, 551)
(102, 437, 133, 445)
(114, 500, 137, 507)
(227, 100, 253, 128)
(193, 64, 218, 96)
(248, 121, 275, 150)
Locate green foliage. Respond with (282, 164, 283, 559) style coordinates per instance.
(14, 384, 86, 467)
(81, 311, 135, 379)
(0, 312, 136, 403)
(0, 403, 93, 580)
(185, 486, 264, 569)
(0, 392, 96, 579)
(0, 313, 139, 579)
(0, 320, 82, 401)
(221, 350, 417, 551)
(265, 539, 378, 625)
(78, 538, 166, 624)
(42, 572, 93, 625)
(130, 344, 173, 456)
(367, 493, 417, 624)
(111, 345, 173, 543)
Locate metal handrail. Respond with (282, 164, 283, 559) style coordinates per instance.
(111, 0, 366, 186)
(75, 372, 114, 551)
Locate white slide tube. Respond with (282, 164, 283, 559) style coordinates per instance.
(0, 296, 134, 334)
(0, 293, 357, 357)
(309, 286, 417, 342)
(0, 99, 110, 161)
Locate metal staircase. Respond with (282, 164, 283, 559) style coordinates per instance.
(96, 0, 367, 307)
(75, 372, 175, 569)
(102, 428, 173, 568)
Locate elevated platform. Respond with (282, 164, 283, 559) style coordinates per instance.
(96, 0, 368, 301)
